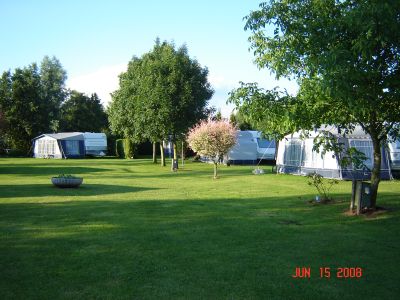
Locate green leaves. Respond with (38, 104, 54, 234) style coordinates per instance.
(239, 0, 400, 206)
(228, 82, 311, 140)
(0, 56, 68, 153)
(108, 40, 213, 145)
(60, 91, 107, 133)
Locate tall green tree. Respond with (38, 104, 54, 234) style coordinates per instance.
(0, 56, 68, 153)
(40, 56, 68, 128)
(108, 40, 213, 166)
(230, 0, 400, 208)
(0, 64, 43, 152)
(60, 91, 108, 132)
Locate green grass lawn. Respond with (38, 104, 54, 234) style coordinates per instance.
(0, 158, 399, 299)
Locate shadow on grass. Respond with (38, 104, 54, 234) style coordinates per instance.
(0, 195, 399, 299)
(0, 184, 158, 198)
(0, 165, 109, 176)
(112, 166, 274, 179)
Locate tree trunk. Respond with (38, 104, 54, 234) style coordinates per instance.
(171, 142, 178, 171)
(370, 136, 382, 209)
(350, 179, 356, 211)
(274, 140, 279, 174)
(152, 142, 157, 164)
(181, 140, 185, 168)
(174, 142, 178, 168)
(160, 142, 166, 167)
(213, 162, 218, 179)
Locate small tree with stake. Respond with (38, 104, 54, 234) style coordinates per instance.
(187, 120, 237, 179)
(230, 0, 400, 209)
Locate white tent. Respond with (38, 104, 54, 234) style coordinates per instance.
(33, 132, 84, 159)
(33, 132, 107, 159)
(276, 125, 392, 180)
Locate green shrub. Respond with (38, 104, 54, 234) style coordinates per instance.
(123, 139, 136, 158)
(7, 149, 27, 157)
(54, 174, 81, 179)
(306, 172, 338, 202)
(116, 139, 137, 159)
(116, 139, 125, 158)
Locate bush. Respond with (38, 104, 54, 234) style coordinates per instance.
(306, 172, 338, 202)
(116, 139, 137, 159)
(7, 149, 27, 157)
(123, 139, 137, 158)
(0, 139, 7, 155)
(115, 139, 124, 158)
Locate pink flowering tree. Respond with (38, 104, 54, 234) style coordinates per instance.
(187, 120, 237, 179)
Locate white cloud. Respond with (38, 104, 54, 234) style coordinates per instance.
(67, 64, 127, 107)
(66, 62, 298, 118)
(208, 73, 237, 90)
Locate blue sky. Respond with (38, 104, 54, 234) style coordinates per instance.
(0, 0, 297, 116)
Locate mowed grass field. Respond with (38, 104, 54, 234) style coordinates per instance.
(0, 158, 399, 300)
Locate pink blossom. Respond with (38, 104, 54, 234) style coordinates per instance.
(187, 119, 237, 178)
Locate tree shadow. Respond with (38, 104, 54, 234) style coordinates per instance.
(112, 166, 271, 179)
(0, 165, 108, 176)
(0, 184, 158, 198)
(0, 193, 399, 299)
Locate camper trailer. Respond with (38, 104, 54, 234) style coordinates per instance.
(276, 126, 392, 180)
(33, 132, 107, 158)
(83, 132, 107, 156)
(227, 131, 275, 165)
(388, 140, 400, 176)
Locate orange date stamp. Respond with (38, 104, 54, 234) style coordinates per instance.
(292, 267, 363, 278)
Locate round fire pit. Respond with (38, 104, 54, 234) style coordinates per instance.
(51, 176, 83, 188)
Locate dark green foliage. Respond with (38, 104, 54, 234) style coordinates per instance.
(115, 138, 136, 159)
(106, 135, 117, 157)
(0, 56, 67, 154)
(231, 0, 400, 207)
(60, 91, 107, 132)
(123, 139, 136, 159)
(0, 65, 43, 153)
(108, 40, 213, 152)
(229, 111, 252, 131)
(115, 139, 124, 158)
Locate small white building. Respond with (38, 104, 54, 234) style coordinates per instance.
(33, 132, 107, 159)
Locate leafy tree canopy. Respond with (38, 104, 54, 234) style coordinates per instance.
(187, 119, 237, 179)
(108, 39, 214, 145)
(0, 56, 68, 153)
(230, 0, 400, 208)
(60, 91, 108, 132)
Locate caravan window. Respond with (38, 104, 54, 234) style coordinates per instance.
(37, 140, 55, 155)
(257, 138, 276, 148)
(38, 140, 44, 155)
(349, 140, 373, 169)
(284, 140, 302, 166)
(396, 140, 400, 149)
(46, 140, 55, 155)
(65, 140, 80, 155)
